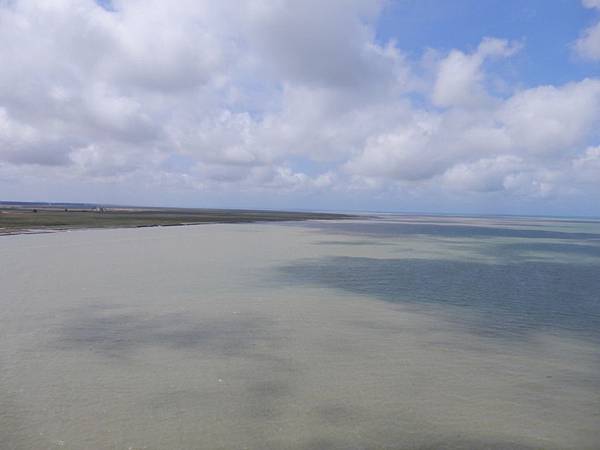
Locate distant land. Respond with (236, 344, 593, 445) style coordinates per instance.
(0, 201, 355, 236)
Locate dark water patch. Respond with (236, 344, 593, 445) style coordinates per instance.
(247, 379, 291, 399)
(302, 221, 600, 240)
(277, 256, 600, 342)
(315, 240, 387, 246)
(294, 435, 549, 450)
(311, 403, 364, 427)
(55, 305, 308, 425)
(55, 307, 283, 359)
(298, 437, 366, 450)
(142, 388, 223, 418)
(243, 379, 295, 420)
(415, 438, 548, 450)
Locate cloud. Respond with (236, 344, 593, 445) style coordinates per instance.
(243, 0, 391, 90)
(575, 24, 600, 61)
(432, 37, 521, 108)
(583, 0, 600, 10)
(575, 0, 600, 60)
(498, 79, 600, 155)
(345, 77, 600, 189)
(0, 0, 599, 211)
(442, 156, 525, 193)
(572, 146, 600, 183)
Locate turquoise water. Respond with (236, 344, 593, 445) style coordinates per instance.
(1, 217, 599, 449)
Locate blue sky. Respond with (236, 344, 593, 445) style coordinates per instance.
(378, 0, 596, 85)
(1, 0, 600, 216)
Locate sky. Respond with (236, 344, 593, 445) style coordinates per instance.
(1, 0, 600, 215)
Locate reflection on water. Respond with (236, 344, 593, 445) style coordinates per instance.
(1, 217, 600, 449)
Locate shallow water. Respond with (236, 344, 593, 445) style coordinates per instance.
(1, 217, 599, 449)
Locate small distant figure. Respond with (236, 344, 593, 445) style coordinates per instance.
(94, 206, 105, 213)
(64, 208, 68, 212)
(32, 209, 38, 213)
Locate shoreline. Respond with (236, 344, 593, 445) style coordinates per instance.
(0, 206, 356, 237)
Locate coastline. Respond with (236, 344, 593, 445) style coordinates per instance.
(0, 205, 356, 237)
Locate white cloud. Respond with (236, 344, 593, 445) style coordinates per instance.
(345, 76, 600, 196)
(344, 112, 443, 180)
(498, 79, 600, 155)
(243, 0, 390, 90)
(432, 37, 520, 108)
(575, 0, 600, 60)
(442, 156, 525, 193)
(583, 0, 600, 10)
(0, 0, 599, 211)
(575, 23, 600, 61)
(572, 146, 600, 183)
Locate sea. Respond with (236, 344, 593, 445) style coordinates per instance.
(1, 215, 599, 449)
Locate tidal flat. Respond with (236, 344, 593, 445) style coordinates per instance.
(0, 204, 351, 235)
(1, 216, 599, 449)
